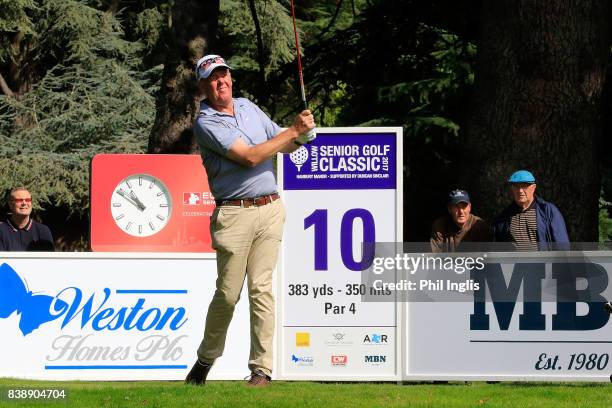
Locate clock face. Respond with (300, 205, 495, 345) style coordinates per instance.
(110, 174, 172, 237)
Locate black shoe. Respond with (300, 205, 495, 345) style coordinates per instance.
(185, 359, 212, 385)
(604, 302, 612, 313)
(245, 370, 271, 387)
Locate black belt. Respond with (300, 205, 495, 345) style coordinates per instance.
(215, 193, 279, 208)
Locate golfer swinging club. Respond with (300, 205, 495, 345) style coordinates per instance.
(185, 54, 316, 387)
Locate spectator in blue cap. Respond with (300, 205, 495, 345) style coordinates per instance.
(430, 189, 489, 252)
(492, 170, 569, 250)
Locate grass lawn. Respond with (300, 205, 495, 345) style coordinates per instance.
(0, 379, 610, 408)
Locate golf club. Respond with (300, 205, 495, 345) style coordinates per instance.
(290, 0, 307, 110)
(290, 0, 316, 142)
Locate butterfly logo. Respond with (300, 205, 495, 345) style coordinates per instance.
(0, 263, 67, 336)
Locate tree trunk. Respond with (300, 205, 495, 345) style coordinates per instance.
(147, 0, 220, 154)
(462, 0, 609, 242)
(0, 73, 14, 97)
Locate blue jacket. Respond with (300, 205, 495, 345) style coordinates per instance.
(493, 196, 569, 250)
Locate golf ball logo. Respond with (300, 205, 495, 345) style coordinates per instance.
(290, 146, 309, 171)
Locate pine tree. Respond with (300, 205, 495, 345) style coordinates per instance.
(0, 0, 163, 249)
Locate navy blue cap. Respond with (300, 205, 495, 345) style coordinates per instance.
(508, 170, 536, 184)
(448, 189, 470, 205)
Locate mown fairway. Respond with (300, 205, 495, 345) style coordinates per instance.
(0, 379, 610, 408)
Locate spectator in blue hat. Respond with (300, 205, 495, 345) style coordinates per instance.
(492, 170, 569, 250)
(430, 189, 490, 252)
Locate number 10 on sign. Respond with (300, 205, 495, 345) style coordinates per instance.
(304, 208, 376, 271)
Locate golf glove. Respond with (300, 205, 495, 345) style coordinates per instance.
(295, 129, 317, 145)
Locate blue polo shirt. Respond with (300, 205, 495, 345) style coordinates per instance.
(194, 98, 281, 199)
(0, 218, 54, 251)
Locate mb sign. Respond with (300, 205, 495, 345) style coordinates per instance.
(406, 252, 612, 381)
(470, 261, 609, 331)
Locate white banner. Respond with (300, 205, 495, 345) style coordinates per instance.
(404, 252, 612, 381)
(0, 253, 251, 380)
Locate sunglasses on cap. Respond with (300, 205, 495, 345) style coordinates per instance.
(197, 56, 226, 75)
(450, 190, 467, 197)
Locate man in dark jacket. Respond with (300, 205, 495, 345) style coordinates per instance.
(492, 170, 569, 251)
(0, 187, 54, 251)
(430, 189, 489, 253)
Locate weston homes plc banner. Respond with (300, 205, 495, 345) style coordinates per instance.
(0, 254, 252, 380)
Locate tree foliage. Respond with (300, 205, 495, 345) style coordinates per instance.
(0, 0, 35, 65)
(221, 0, 295, 79)
(0, 0, 161, 248)
(282, 1, 478, 238)
(0, 0, 610, 248)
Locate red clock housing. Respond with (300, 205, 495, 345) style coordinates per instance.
(90, 154, 215, 252)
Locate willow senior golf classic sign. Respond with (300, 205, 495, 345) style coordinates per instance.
(278, 128, 403, 381)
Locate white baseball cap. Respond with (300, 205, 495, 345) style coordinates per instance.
(196, 54, 231, 80)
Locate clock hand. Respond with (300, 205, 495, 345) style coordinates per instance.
(116, 189, 143, 210)
(129, 190, 147, 211)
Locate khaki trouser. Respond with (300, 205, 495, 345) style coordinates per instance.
(197, 198, 285, 376)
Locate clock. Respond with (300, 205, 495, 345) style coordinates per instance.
(110, 174, 172, 237)
(91, 154, 215, 252)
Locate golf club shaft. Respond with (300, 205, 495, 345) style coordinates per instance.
(290, 0, 308, 110)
